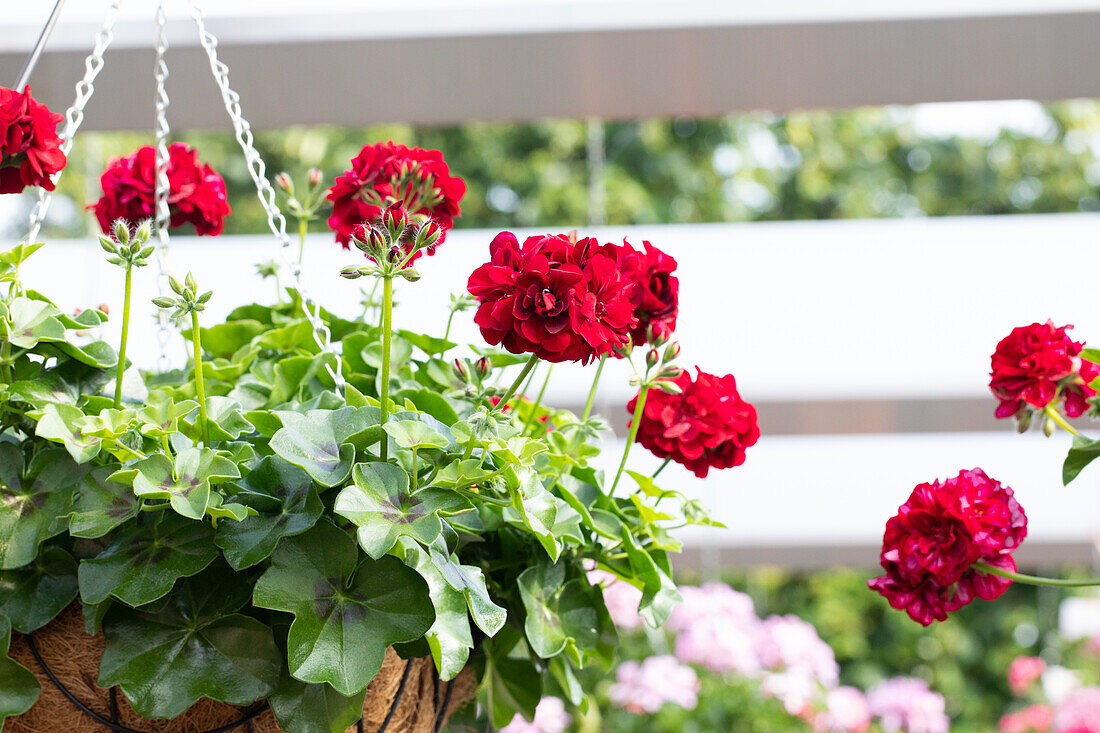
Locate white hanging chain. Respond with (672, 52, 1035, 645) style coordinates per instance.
(25, 0, 124, 244)
(188, 1, 345, 392)
(152, 0, 173, 373)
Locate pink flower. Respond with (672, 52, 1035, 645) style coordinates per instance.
(815, 686, 873, 732)
(588, 569, 644, 631)
(609, 656, 699, 713)
(761, 669, 820, 717)
(674, 615, 762, 676)
(867, 677, 950, 733)
(1009, 656, 1048, 695)
(1000, 705, 1053, 733)
(1054, 687, 1100, 733)
(500, 697, 572, 733)
(666, 582, 757, 634)
(755, 615, 839, 687)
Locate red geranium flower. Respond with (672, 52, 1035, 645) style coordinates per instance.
(467, 232, 636, 364)
(629, 367, 759, 478)
(868, 468, 1027, 626)
(0, 85, 66, 194)
(327, 141, 465, 262)
(619, 239, 679, 345)
(91, 143, 230, 236)
(990, 321, 1099, 421)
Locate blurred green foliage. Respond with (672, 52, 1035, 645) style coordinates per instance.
(28, 99, 1100, 239)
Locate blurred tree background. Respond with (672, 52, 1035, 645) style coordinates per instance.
(10, 99, 1100, 239)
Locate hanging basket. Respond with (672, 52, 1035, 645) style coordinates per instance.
(7, 607, 475, 733)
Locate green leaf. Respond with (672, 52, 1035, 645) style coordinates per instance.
(215, 457, 323, 570)
(137, 395, 198, 438)
(517, 562, 600, 660)
(268, 670, 367, 733)
(0, 241, 46, 267)
(334, 463, 470, 559)
(35, 403, 102, 463)
(2, 297, 65, 349)
(619, 528, 681, 627)
(0, 446, 81, 569)
(395, 388, 460, 425)
(44, 339, 118, 369)
(1064, 435, 1100, 484)
(504, 470, 559, 561)
(396, 330, 456, 356)
(269, 407, 380, 487)
(397, 539, 473, 680)
(98, 565, 281, 719)
(0, 546, 78, 633)
(183, 396, 255, 442)
(382, 420, 450, 451)
(1081, 348, 1100, 365)
(480, 642, 541, 729)
(114, 448, 240, 520)
(424, 542, 506, 637)
(78, 513, 218, 607)
(0, 616, 40, 728)
(252, 521, 435, 696)
(197, 320, 267, 359)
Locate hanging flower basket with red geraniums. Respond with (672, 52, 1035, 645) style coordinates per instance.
(0, 85, 67, 195)
(0, 128, 763, 733)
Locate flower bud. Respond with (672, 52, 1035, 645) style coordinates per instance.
(98, 235, 117, 255)
(134, 219, 152, 243)
(368, 227, 388, 255)
(658, 365, 683, 379)
(414, 220, 443, 250)
(274, 172, 293, 195)
(399, 267, 422, 282)
(612, 334, 634, 359)
(646, 348, 659, 368)
(151, 296, 176, 309)
(1014, 409, 1032, 434)
(339, 265, 363, 280)
(654, 379, 683, 395)
(169, 276, 186, 296)
(648, 322, 670, 347)
(308, 168, 323, 189)
(663, 341, 681, 362)
(185, 272, 198, 293)
(1042, 416, 1055, 437)
(382, 203, 410, 238)
(475, 357, 491, 377)
(452, 358, 468, 381)
(112, 219, 130, 244)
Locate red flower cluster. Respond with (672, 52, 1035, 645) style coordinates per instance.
(990, 321, 1099, 421)
(467, 232, 637, 364)
(629, 367, 759, 478)
(868, 468, 1027, 626)
(0, 86, 66, 194)
(327, 141, 465, 261)
(91, 143, 230, 236)
(619, 239, 679, 345)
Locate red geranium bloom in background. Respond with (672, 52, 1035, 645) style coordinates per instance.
(327, 141, 465, 261)
(0, 86, 66, 194)
(629, 367, 759, 478)
(868, 468, 1027, 626)
(467, 232, 636, 364)
(990, 321, 1098, 421)
(619, 239, 679, 345)
(91, 143, 230, 235)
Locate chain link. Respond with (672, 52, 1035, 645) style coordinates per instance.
(188, 1, 345, 392)
(152, 0, 173, 373)
(25, 0, 124, 244)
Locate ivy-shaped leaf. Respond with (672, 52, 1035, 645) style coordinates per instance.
(267, 669, 367, 733)
(396, 330, 456, 356)
(334, 463, 470, 559)
(382, 421, 450, 451)
(183, 397, 254, 443)
(504, 470, 559, 561)
(0, 616, 40, 728)
(98, 564, 281, 719)
(78, 513, 218, 607)
(112, 448, 240, 520)
(137, 395, 198, 438)
(0, 240, 46, 267)
(397, 539, 473, 681)
(480, 638, 541, 729)
(252, 521, 435, 696)
(517, 561, 600, 661)
(2, 297, 65, 348)
(618, 528, 681, 627)
(425, 541, 506, 637)
(0, 445, 82, 569)
(269, 407, 380, 486)
(215, 457, 323, 570)
(0, 546, 78, 633)
(35, 403, 102, 463)
(1063, 435, 1100, 485)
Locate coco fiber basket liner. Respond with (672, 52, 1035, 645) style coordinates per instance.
(8, 607, 475, 733)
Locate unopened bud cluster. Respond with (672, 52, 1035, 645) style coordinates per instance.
(274, 168, 327, 220)
(629, 330, 684, 394)
(451, 355, 494, 398)
(151, 272, 212, 319)
(99, 219, 155, 270)
(338, 203, 443, 282)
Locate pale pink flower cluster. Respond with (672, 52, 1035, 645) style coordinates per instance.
(1053, 686, 1100, 733)
(999, 704, 1053, 733)
(499, 697, 573, 733)
(1008, 656, 1047, 695)
(756, 614, 841, 686)
(867, 677, 951, 733)
(815, 686, 873, 733)
(609, 655, 700, 713)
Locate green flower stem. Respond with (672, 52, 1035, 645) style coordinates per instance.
(652, 457, 671, 478)
(1043, 404, 1080, 436)
(524, 364, 553, 435)
(0, 340, 11, 384)
(113, 266, 133, 408)
(444, 308, 458, 341)
(191, 311, 210, 447)
(297, 218, 308, 265)
(611, 384, 648, 492)
(581, 355, 606, 421)
(379, 275, 395, 461)
(492, 354, 539, 414)
(974, 561, 1100, 587)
